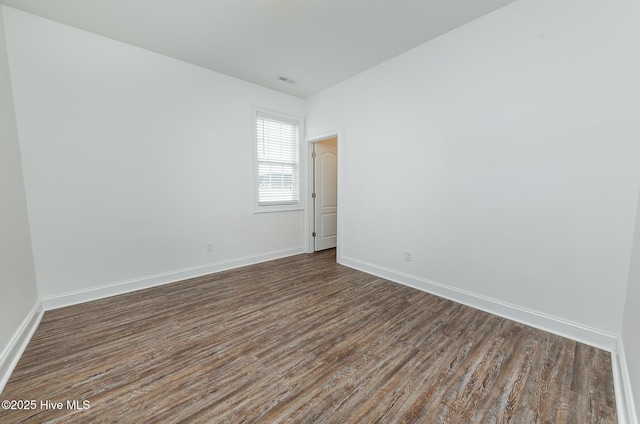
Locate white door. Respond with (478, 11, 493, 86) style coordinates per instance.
(313, 140, 338, 251)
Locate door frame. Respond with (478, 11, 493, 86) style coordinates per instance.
(305, 130, 343, 262)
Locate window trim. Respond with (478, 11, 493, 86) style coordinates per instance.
(252, 107, 304, 214)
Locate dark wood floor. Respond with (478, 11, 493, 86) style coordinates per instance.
(1, 250, 617, 423)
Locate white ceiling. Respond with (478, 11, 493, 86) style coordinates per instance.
(0, 0, 517, 98)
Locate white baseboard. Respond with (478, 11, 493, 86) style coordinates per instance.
(340, 256, 618, 352)
(0, 300, 43, 395)
(614, 337, 639, 424)
(42, 247, 306, 310)
(341, 255, 640, 421)
(3, 251, 635, 422)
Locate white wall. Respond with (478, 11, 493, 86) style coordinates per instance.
(2, 0, 640, 415)
(623, 190, 640, 422)
(306, 0, 640, 337)
(0, 5, 39, 374)
(2, 7, 305, 301)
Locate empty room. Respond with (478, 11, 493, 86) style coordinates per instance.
(1, 0, 639, 422)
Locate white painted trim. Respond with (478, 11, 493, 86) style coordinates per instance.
(3, 254, 635, 424)
(42, 247, 305, 310)
(616, 336, 639, 424)
(0, 299, 43, 394)
(305, 129, 344, 262)
(342, 255, 639, 420)
(340, 255, 618, 352)
(251, 106, 305, 214)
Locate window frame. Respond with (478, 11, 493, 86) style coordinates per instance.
(252, 107, 304, 214)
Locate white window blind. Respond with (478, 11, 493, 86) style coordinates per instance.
(256, 112, 300, 206)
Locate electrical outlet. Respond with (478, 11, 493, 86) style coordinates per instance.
(206, 243, 214, 253)
(404, 250, 412, 261)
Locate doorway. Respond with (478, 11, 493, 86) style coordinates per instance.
(312, 137, 338, 251)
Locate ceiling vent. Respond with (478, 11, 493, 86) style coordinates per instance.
(277, 75, 296, 84)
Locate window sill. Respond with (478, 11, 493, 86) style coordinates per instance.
(254, 204, 303, 214)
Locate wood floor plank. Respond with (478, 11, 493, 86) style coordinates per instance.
(0, 250, 617, 423)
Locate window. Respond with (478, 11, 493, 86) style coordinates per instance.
(254, 110, 302, 212)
